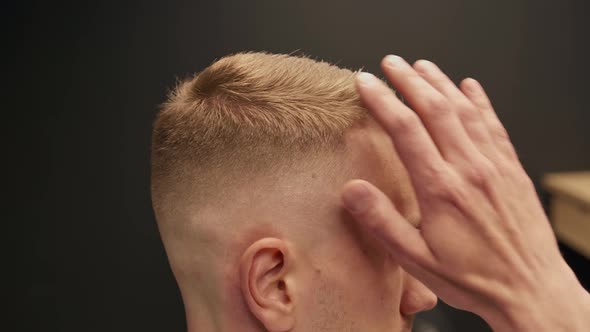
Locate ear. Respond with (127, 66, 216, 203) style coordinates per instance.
(239, 238, 296, 332)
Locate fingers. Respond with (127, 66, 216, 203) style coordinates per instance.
(413, 60, 501, 162)
(341, 179, 437, 274)
(379, 55, 481, 163)
(459, 78, 519, 162)
(356, 72, 449, 189)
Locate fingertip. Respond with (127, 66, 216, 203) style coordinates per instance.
(342, 180, 400, 236)
(460, 77, 480, 94)
(356, 72, 378, 89)
(413, 59, 435, 73)
(341, 180, 373, 214)
(382, 54, 404, 70)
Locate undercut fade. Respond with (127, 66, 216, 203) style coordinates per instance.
(151, 52, 366, 211)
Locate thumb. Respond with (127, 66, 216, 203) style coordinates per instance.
(341, 179, 436, 272)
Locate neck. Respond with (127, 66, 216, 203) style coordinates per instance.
(185, 295, 265, 332)
(185, 300, 223, 332)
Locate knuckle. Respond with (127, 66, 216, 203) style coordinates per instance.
(446, 181, 469, 204)
(423, 163, 453, 183)
(392, 111, 420, 132)
(495, 162, 535, 194)
(497, 141, 519, 162)
(518, 173, 535, 189)
(406, 69, 422, 81)
(463, 159, 499, 188)
(420, 165, 458, 201)
(507, 164, 535, 188)
(424, 95, 450, 115)
(426, 179, 469, 205)
(490, 125, 510, 141)
(456, 102, 479, 122)
(360, 203, 388, 232)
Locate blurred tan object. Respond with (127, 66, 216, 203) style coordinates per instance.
(542, 171, 590, 258)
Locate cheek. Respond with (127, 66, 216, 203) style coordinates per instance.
(305, 264, 405, 332)
(301, 207, 407, 328)
(309, 239, 406, 327)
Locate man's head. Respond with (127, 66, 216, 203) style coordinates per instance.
(151, 52, 437, 332)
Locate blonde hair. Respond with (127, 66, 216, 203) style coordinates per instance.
(151, 52, 366, 212)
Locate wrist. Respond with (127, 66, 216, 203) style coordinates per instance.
(481, 263, 590, 332)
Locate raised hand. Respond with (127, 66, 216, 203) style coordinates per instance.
(341, 55, 590, 331)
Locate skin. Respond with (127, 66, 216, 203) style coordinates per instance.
(341, 55, 590, 331)
(180, 117, 437, 332)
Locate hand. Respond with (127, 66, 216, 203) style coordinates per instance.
(341, 55, 590, 331)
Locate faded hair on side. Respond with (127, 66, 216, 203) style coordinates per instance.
(151, 52, 366, 211)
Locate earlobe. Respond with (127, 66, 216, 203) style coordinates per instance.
(240, 238, 296, 332)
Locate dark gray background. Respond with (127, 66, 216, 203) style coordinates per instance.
(13, 0, 589, 331)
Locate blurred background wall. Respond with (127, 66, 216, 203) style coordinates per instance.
(12, 0, 589, 331)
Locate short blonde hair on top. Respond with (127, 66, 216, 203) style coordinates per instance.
(151, 52, 366, 211)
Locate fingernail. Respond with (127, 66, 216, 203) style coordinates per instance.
(385, 54, 403, 67)
(357, 72, 377, 87)
(464, 78, 480, 93)
(414, 59, 435, 72)
(342, 182, 372, 213)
